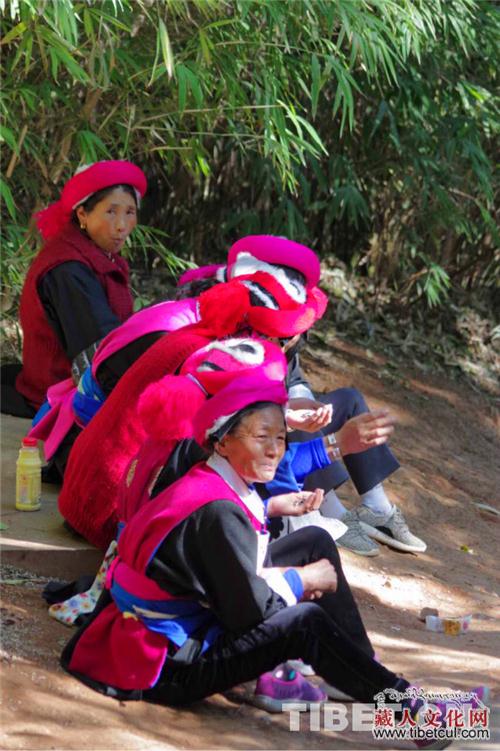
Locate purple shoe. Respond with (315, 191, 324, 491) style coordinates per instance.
(253, 663, 327, 713)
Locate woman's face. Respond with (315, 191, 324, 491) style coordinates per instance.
(76, 187, 137, 254)
(216, 404, 287, 484)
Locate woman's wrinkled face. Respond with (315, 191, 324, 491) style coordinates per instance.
(76, 187, 137, 254)
(216, 405, 286, 484)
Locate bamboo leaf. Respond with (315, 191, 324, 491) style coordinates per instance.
(0, 125, 18, 152)
(1, 21, 27, 46)
(87, 7, 132, 33)
(295, 115, 328, 155)
(158, 18, 174, 78)
(83, 8, 95, 40)
(199, 28, 212, 65)
(185, 66, 203, 108)
(49, 47, 60, 81)
(0, 178, 17, 220)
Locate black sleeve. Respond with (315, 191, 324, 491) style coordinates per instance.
(95, 331, 166, 396)
(286, 352, 310, 391)
(38, 262, 121, 361)
(150, 439, 208, 499)
(147, 501, 288, 632)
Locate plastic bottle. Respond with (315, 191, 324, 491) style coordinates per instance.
(425, 614, 472, 635)
(15, 437, 41, 511)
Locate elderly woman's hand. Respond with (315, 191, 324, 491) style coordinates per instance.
(286, 399, 333, 432)
(297, 558, 338, 599)
(267, 488, 324, 518)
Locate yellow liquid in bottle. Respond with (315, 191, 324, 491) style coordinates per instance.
(16, 446, 41, 511)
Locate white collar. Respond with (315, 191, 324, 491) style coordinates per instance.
(207, 453, 265, 525)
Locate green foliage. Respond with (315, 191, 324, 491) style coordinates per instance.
(0, 0, 498, 314)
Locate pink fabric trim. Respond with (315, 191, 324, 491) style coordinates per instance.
(118, 438, 174, 522)
(28, 378, 75, 461)
(113, 559, 169, 601)
(92, 299, 198, 376)
(177, 264, 226, 287)
(30, 300, 199, 461)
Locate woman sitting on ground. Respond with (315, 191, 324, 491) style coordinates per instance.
(60, 371, 484, 747)
(1, 160, 147, 418)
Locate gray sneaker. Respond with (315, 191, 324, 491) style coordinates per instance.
(357, 505, 427, 553)
(336, 510, 380, 556)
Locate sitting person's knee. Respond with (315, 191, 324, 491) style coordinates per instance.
(312, 528, 342, 566)
(324, 387, 368, 417)
(293, 526, 341, 566)
(291, 600, 329, 628)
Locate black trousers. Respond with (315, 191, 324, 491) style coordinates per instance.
(0, 363, 36, 418)
(145, 528, 405, 707)
(292, 387, 400, 495)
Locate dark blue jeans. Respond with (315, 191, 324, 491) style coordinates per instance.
(292, 387, 400, 496)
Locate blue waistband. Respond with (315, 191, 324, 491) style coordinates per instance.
(32, 399, 51, 427)
(110, 579, 221, 651)
(72, 368, 106, 426)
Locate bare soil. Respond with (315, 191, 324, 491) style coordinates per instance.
(1, 337, 499, 750)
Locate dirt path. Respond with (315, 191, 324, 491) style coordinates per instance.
(1, 337, 499, 750)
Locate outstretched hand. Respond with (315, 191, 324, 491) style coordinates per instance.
(266, 488, 324, 518)
(337, 409, 396, 456)
(286, 399, 333, 432)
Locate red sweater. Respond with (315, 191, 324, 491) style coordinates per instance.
(16, 224, 133, 408)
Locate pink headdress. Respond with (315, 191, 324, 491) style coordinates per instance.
(177, 264, 226, 287)
(35, 160, 147, 240)
(197, 272, 327, 339)
(137, 337, 286, 442)
(227, 235, 321, 289)
(193, 370, 288, 449)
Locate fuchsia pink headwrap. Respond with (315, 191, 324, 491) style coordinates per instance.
(176, 235, 328, 338)
(227, 235, 321, 288)
(193, 370, 289, 449)
(35, 160, 148, 240)
(177, 264, 226, 287)
(137, 337, 286, 442)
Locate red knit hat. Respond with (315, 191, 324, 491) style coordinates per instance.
(137, 337, 286, 442)
(35, 160, 147, 240)
(197, 272, 327, 339)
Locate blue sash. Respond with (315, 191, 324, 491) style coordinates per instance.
(72, 368, 106, 426)
(110, 578, 222, 652)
